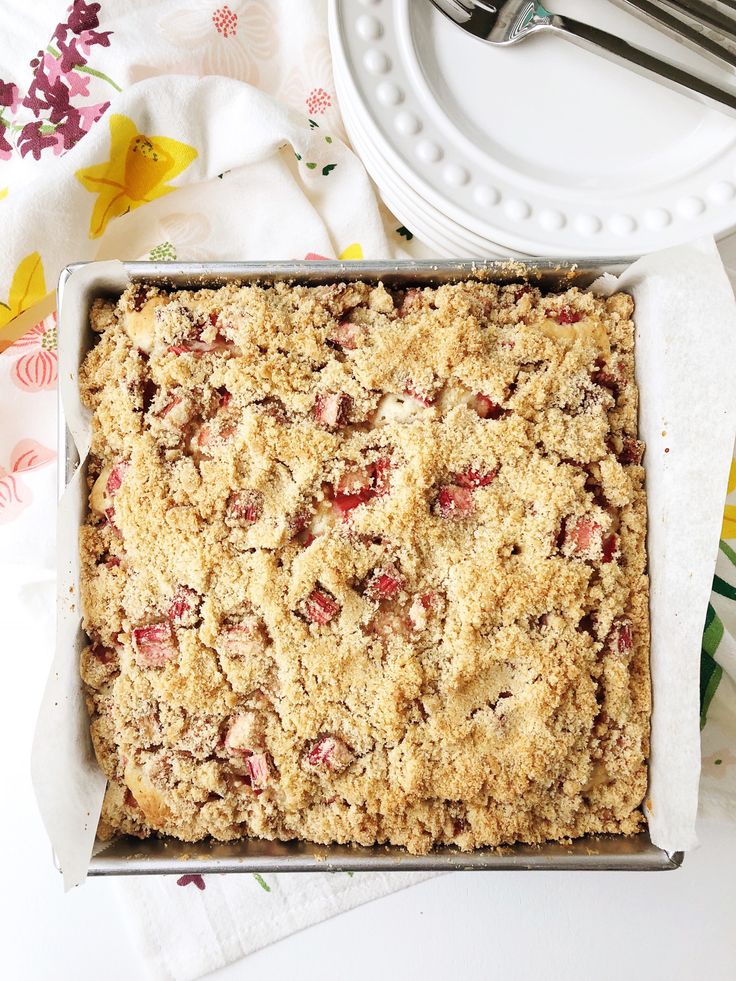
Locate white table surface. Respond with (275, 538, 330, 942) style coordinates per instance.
(3, 571, 735, 981)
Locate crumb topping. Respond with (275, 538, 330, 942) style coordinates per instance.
(80, 279, 649, 853)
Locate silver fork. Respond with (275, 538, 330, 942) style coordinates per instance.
(429, 0, 736, 117)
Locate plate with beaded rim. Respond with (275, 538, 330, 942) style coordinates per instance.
(330, 0, 736, 257)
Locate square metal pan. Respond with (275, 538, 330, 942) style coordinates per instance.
(58, 259, 682, 874)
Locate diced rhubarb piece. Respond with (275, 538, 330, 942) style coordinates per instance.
(547, 305, 584, 325)
(408, 589, 443, 631)
(314, 392, 351, 429)
(305, 735, 354, 772)
(332, 318, 365, 350)
(220, 620, 268, 658)
(227, 489, 263, 524)
(157, 394, 182, 419)
(371, 457, 392, 496)
(366, 568, 405, 600)
(472, 394, 503, 420)
(167, 586, 200, 625)
(436, 484, 474, 519)
(124, 788, 139, 808)
(132, 622, 177, 667)
(563, 516, 603, 555)
(331, 491, 371, 519)
(592, 357, 623, 393)
(337, 467, 373, 495)
(195, 420, 235, 454)
(217, 387, 232, 408)
(613, 621, 633, 654)
(368, 602, 413, 641)
(303, 588, 340, 625)
(403, 380, 435, 406)
(225, 710, 263, 753)
(106, 461, 130, 496)
(601, 533, 618, 564)
(454, 467, 498, 489)
(91, 643, 116, 665)
(105, 556, 121, 568)
(619, 436, 644, 465)
(246, 752, 270, 790)
(397, 288, 422, 318)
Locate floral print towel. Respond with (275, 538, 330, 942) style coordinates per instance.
(1, 1, 734, 978)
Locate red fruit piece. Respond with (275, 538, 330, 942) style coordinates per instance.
(91, 643, 116, 664)
(305, 734, 354, 772)
(367, 568, 404, 600)
(337, 467, 372, 495)
(106, 461, 130, 497)
(246, 752, 270, 790)
(614, 621, 633, 654)
(132, 622, 177, 667)
(602, 533, 618, 564)
(227, 489, 263, 524)
(548, 306, 584, 325)
(220, 619, 268, 658)
(332, 319, 365, 350)
(592, 357, 623, 393)
(437, 485, 474, 519)
(403, 380, 435, 406)
(167, 586, 200, 624)
(217, 387, 232, 409)
(314, 392, 351, 429)
(303, 588, 340, 625)
(371, 457, 392, 496)
(619, 437, 644, 465)
(331, 491, 371, 519)
(197, 420, 235, 450)
(397, 288, 422, 318)
(157, 394, 182, 419)
(454, 467, 498, 489)
(472, 394, 504, 420)
(564, 516, 602, 554)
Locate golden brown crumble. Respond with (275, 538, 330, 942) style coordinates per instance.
(79, 278, 649, 854)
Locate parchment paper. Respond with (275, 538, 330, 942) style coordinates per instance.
(32, 246, 736, 888)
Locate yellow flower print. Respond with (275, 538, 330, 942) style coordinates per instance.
(723, 459, 736, 540)
(0, 187, 8, 202)
(339, 243, 364, 260)
(75, 114, 198, 238)
(0, 253, 46, 347)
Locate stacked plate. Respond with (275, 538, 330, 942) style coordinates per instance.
(329, 0, 736, 258)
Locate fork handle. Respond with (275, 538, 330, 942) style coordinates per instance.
(545, 14, 736, 118)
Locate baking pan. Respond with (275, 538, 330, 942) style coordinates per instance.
(57, 259, 682, 874)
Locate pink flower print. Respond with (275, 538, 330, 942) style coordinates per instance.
(10, 316, 58, 393)
(0, 438, 54, 524)
(304, 252, 331, 261)
(66, 70, 91, 99)
(77, 101, 109, 133)
(0, 468, 31, 523)
(160, 0, 276, 86)
(212, 4, 238, 37)
(177, 874, 206, 890)
(11, 439, 56, 473)
(306, 87, 332, 115)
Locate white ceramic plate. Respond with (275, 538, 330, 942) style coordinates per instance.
(334, 42, 526, 257)
(330, 0, 736, 256)
(337, 62, 517, 256)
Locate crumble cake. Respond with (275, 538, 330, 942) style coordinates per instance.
(79, 276, 650, 854)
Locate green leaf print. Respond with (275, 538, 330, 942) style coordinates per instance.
(322, 163, 337, 176)
(700, 602, 724, 729)
(252, 873, 271, 892)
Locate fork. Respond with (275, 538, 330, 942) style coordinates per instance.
(429, 0, 736, 118)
